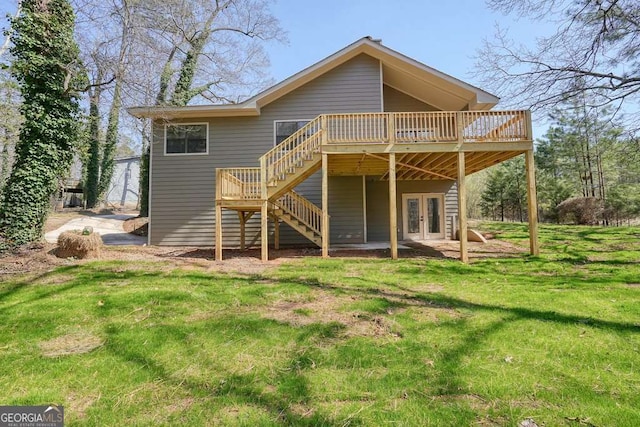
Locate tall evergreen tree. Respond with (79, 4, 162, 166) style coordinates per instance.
(0, 0, 81, 247)
(480, 157, 527, 222)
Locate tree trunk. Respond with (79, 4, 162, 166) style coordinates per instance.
(84, 81, 102, 208)
(97, 80, 122, 201)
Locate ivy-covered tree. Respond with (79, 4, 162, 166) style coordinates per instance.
(0, 0, 81, 247)
(83, 64, 104, 209)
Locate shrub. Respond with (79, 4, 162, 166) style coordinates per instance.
(557, 197, 603, 225)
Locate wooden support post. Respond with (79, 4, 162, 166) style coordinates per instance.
(260, 156, 269, 262)
(525, 150, 540, 256)
(274, 216, 280, 250)
(238, 212, 246, 251)
(457, 151, 468, 263)
(322, 153, 329, 258)
(389, 152, 398, 260)
(261, 201, 269, 262)
(215, 204, 223, 261)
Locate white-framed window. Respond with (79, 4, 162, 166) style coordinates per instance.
(164, 123, 209, 155)
(273, 119, 311, 146)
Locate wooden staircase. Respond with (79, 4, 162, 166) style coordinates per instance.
(271, 190, 322, 246)
(217, 117, 325, 247)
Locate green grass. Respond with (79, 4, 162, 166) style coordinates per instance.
(1, 223, 639, 426)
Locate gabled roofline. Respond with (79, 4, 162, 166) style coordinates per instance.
(128, 36, 499, 119)
(249, 36, 499, 109)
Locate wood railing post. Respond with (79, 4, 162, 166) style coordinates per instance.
(321, 115, 328, 146)
(215, 169, 221, 200)
(456, 112, 464, 146)
(388, 113, 396, 144)
(525, 110, 533, 141)
(260, 157, 268, 199)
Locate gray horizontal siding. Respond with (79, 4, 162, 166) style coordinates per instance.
(328, 176, 364, 244)
(150, 54, 382, 246)
(383, 85, 437, 112)
(366, 179, 458, 242)
(445, 182, 458, 239)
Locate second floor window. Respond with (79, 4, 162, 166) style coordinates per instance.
(274, 120, 310, 146)
(165, 123, 208, 155)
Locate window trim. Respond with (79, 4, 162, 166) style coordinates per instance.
(164, 122, 210, 156)
(273, 119, 312, 147)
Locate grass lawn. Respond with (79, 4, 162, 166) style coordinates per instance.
(0, 223, 639, 426)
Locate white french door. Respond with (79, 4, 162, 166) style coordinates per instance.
(402, 193, 445, 240)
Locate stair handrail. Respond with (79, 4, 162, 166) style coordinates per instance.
(273, 190, 322, 236)
(260, 116, 323, 185)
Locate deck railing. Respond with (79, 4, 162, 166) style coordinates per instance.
(260, 118, 323, 185)
(460, 110, 528, 142)
(217, 167, 261, 200)
(217, 110, 531, 201)
(273, 190, 322, 236)
(323, 111, 530, 144)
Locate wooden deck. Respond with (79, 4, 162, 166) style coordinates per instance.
(214, 110, 537, 262)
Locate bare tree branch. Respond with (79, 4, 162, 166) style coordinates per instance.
(476, 0, 640, 130)
(0, 1, 22, 58)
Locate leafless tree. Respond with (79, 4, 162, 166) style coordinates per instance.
(476, 0, 640, 128)
(70, 0, 284, 209)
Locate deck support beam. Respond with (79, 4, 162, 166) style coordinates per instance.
(322, 154, 329, 258)
(237, 212, 255, 251)
(389, 153, 398, 260)
(261, 201, 268, 262)
(525, 149, 539, 255)
(457, 151, 468, 263)
(238, 211, 246, 251)
(215, 204, 223, 261)
(274, 215, 280, 250)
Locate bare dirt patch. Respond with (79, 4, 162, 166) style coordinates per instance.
(0, 211, 529, 279)
(260, 289, 458, 339)
(123, 216, 148, 236)
(406, 239, 526, 259)
(262, 292, 402, 338)
(39, 331, 104, 357)
(0, 242, 71, 275)
(66, 392, 100, 420)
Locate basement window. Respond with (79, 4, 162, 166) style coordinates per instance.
(165, 123, 208, 155)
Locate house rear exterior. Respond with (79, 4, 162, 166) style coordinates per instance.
(130, 37, 538, 261)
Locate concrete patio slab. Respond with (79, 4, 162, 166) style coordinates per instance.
(45, 214, 146, 246)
